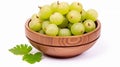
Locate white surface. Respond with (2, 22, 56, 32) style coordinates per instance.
(0, 0, 120, 67)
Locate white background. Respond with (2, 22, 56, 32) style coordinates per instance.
(0, 0, 120, 67)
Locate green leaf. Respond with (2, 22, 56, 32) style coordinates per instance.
(9, 44, 32, 55)
(23, 52, 42, 64)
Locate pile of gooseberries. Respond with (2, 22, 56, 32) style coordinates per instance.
(29, 1, 98, 36)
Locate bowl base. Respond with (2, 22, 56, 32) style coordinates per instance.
(28, 39, 97, 58)
(44, 53, 82, 58)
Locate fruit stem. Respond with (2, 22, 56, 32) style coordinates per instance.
(38, 6, 42, 9)
(57, 1, 60, 5)
(88, 23, 91, 26)
(36, 15, 39, 18)
(77, 3, 80, 5)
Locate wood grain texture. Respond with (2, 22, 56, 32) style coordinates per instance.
(29, 39, 97, 58)
(25, 19, 101, 57)
(25, 19, 101, 47)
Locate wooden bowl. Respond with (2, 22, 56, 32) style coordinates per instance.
(25, 19, 101, 58)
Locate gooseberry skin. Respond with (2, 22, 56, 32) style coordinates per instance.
(58, 28, 71, 36)
(56, 2, 70, 15)
(70, 2, 83, 12)
(50, 2, 58, 13)
(66, 10, 81, 23)
(29, 1, 98, 36)
(83, 20, 96, 33)
(58, 17, 69, 28)
(42, 21, 50, 31)
(86, 9, 98, 21)
(29, 14, 42, 32)
(45, 24, 59, 36)
(71, 23, 85, 35)
(81, 9, 87, 21)
(50, 12, 64, 25)
(38, 5, 53, 20)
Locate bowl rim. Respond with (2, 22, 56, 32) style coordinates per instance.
(25, 19, 101, 38)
